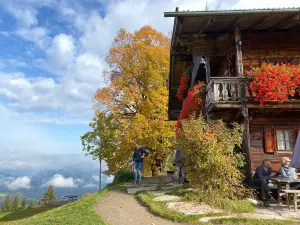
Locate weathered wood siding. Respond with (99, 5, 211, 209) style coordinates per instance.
(242, 32, 300, 71)
(249, 111, 300, 171)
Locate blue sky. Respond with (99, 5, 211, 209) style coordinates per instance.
(0, 0, 299, 167)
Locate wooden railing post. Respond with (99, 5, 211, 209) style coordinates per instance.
(235, 27, 252, 187)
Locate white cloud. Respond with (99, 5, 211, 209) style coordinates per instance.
(7, 176, 31, 190)
(43, 174, 78, 188)
(92, 174, 99, 182)
(84, 183, 96, 188)
(45, 34, 75, 73)
(16, 27, 50, 49)
(7, 4, 37, 27)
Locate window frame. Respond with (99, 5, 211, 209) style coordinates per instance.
(274, 128, 295, 152)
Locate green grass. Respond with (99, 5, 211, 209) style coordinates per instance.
(0, 189, 109, 225)
(184, 189, 255, 213)
(137, 192, 218, 224)
(113, 171, 134, 183)
(137, 191, 297, 225)
(0, 193, 7, 197)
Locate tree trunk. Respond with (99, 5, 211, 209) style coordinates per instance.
(99, 158, 102, 191)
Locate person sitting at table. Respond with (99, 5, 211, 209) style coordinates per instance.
(253, 159, 273, 207)
(280, 157, 297, 179)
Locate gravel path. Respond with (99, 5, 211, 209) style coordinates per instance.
(95, 189, 188, 225)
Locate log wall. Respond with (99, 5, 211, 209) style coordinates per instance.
(249, 111, 300, 172)
(242, 32, 300, 71)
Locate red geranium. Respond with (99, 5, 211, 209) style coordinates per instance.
(176, 82, 206, 133)
(176, 67, 191, 101)
(247, 63, 300, 105)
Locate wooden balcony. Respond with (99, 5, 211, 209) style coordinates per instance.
(205, 77, 247, 112)
(205, 77, 300, 114)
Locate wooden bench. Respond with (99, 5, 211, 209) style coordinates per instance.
(284, 190, 300, 212)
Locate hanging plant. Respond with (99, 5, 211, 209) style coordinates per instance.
(247, 63, 300, 105)
(176, 81, 206, 133)
(176, 67, 192, 101)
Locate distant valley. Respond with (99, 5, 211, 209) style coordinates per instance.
(0, 154, 113, 204)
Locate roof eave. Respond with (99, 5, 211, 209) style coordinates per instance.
(164, 8, 300, 17)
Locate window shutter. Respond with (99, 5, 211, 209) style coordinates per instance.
(264, 128, 275, 153)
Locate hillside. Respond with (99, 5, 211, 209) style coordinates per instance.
(0, 190, 108, 225)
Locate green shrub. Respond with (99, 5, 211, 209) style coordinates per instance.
(177, 116, 245, 198)
(113, 171, 134, 183)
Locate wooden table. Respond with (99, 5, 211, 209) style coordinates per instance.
(284, 190, 300, 212)
(270, 177, 300, 205)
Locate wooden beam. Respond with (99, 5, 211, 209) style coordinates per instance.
(199, 16, 215, 35)
(227, 16, 245, 34)
(205, 56, 210, 83)
(246, 13, 273, 30)
(268, 13, 300, 30)
(235, 27, 243, 77)
(235, 26, 252, 186)
(242, 110, 253, 187)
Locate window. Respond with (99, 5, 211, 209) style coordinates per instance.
(276, 130, 293, 151)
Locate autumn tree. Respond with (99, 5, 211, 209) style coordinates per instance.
(1, 194, 10, 212)
(81, 111, 118, 190)
(21, 197, 27, 210)
(93, 26, 174, 176)
(11, 194, 20, 212)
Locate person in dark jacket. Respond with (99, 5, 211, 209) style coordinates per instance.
(173, 148, 185, 184)
(132, 143, 149, 184)
(253, 159, 273, 207)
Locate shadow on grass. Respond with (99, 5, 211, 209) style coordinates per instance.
(0, 207, 56, 222)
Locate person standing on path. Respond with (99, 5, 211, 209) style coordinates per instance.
(174, 148, 185, 184)
(132, 142, 149, 184)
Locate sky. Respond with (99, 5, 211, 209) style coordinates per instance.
(1, 0, 300, 166)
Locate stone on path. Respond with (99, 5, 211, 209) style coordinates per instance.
(199, 213, 288, 223)
(166, 202, 223, 215)
(161, 185, 174, 190)
(247, 198, 262, 206)
(149, 191, 168, 196)
(153, 195, 182, 202)
(127, 186, 158, 194)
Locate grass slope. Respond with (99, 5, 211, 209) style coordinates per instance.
(0, 189, 109, 225)
(137, 192, 297, 225)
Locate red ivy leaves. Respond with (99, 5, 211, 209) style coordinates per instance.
(177, 75, 189, 100)
(176, 82, 206, 133)
(247, 63, 300, 105)
(177, 67, 192, 101)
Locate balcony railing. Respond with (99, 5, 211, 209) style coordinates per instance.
(205, 77, 247, 109)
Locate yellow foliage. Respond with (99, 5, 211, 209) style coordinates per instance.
(94, 26, 174, 175)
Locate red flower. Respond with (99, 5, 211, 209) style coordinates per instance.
(248, 63, 300, 105)
(176, 82, 206, 133)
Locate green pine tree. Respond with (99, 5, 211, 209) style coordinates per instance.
(47, 185, 56, 203)
(39, 198, 45, 207)
(29, 199, 36, 208)
(43, 185, 56, 203)
(1, 194, 10, 212)
(21, 197, 27, 210)
(11, 194, 20, 212)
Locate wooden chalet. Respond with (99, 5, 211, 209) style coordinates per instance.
(165, 8, 300, 183)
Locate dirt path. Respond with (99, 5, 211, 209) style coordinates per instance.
(95, 189, 187, 225)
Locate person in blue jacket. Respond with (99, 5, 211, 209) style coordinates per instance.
(132, 142, 149, 184)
